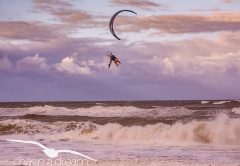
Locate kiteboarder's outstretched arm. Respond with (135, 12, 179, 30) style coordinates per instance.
(108, 60, 112, 69)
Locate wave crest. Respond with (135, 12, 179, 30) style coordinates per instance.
(91, 114, 240, 146)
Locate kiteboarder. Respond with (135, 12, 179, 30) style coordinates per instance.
(107, 51, 121, 68)
(106, 10, 136, 69)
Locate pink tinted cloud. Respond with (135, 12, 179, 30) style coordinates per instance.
(110, 0, 162, 10)
(115, 12, 240, 34)
(116, 30, 240, 78)
(33, 0, 97, 26)
(189, 8, 221, 12)
(178, 32, 239, 72)
(0, 21, 65, 41)
(222, 0, 234, 3)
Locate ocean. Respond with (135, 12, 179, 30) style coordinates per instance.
(0, 100, 239, 166)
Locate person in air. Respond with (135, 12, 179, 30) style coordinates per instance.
(107, 51, 121, 69)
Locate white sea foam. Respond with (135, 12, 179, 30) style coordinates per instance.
(201, 101, 209, 104)
(212, 101, 230, 105)
(0, 105, 196, 118)
(232, 107, 240, 114)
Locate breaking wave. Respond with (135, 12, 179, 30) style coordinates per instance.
(91, 114, 240, 146)
(1, 114, 239, 146)
(232, 107, 240, 114)
(0, 105, 197, 118)
(213, 101, 231, 105)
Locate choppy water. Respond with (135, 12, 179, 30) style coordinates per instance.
(0, 100, 239, 166)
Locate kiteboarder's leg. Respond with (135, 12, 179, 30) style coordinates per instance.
(108, 60, 112, 69)
(114, 59, 121, 66)
(114, 61, 119, 67)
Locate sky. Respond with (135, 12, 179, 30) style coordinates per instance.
(0, 0, 240, 101)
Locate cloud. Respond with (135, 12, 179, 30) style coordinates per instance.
(33, 0, 72, 9)
(53, 10, 93, 25)
(0, 21, 65, 41)
(221, 0, 235, 3)
(16, 54, 50, 72)
(0, 36, 110, 76)
(116, 12, 240, 34)
(33, 0, 97, 26)
(189, 8, 221, 12)
(1, 29, 240, 100)
(110, 0, 162, 10)
(0, 55, 12, 71)
(2, 27, 240, 78)
(55, 56, 92, 75)
(150, 51, 240, 76)
(119, 30, 240, 79)
(221, 0, 231, 2)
